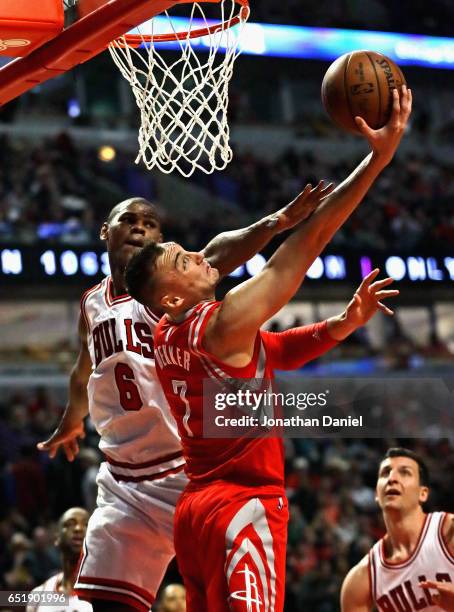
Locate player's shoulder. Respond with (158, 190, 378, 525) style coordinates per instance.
(81, 277, 106, 302)
(441, 512, 454, 541)
(157, 300, 220, 343)
(341, 554, 372, 611)
(31, 572, 62, 593)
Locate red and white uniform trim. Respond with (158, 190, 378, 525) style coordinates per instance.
(225, 498, 277, 611)
(369, 512, 454, 611)
(76, 570, 153, 612)
(104, 449, 185, 482)
(26, 572, 92, 612)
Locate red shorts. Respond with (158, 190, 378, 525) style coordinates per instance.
(174, 482, 288, 612)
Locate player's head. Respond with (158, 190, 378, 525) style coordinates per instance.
(376, 448, 429, 514)
(100, 198, 163, 271)
(55, 507, 89, 562)
(158, 583, 186, 612)
(125, 241, 219, 315)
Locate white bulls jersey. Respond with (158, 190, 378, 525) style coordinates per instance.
(81, 277, 184, 479)
(26, 572, 92, 612)
(370, 512, 454, 611)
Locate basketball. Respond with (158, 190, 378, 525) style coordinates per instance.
(321, 50, 406, 134)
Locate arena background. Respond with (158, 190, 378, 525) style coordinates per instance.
(0, 1, 453, 610)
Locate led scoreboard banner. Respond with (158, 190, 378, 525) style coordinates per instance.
(0, 246, 453, 288)
(0, 246, 110, 283)
(133, 19, 454, 70)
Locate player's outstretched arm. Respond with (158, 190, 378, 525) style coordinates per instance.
(204, 89, 411, 361)
(326, 269, 398, 340)
(201, 181, 334, 276)
(37, 313, 91, 461)
(263, 269, 398, 370)
(340, 557, 372, 612)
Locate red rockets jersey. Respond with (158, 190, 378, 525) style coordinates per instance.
(155, 300, 338, 489)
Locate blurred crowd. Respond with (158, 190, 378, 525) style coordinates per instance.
(0, 387, 452, 611)
(163, 0, 454, 37)
(253, 0, 454, 37)
(0, 134, 453, 253)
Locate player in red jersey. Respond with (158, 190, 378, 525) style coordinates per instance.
(125, 86, 411, 612)
(36, 190, 330, 612)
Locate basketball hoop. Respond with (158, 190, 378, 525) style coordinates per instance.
(109, 0, 250, 177)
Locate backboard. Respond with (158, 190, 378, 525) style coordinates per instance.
(0, 0, 177, 106)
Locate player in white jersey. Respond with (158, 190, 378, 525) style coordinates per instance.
(341, 448, 454, 612)
(36, 193, 329, 611)
(26, 507, 91, 612)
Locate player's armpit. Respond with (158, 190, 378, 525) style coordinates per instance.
(341, 557, 372, 612)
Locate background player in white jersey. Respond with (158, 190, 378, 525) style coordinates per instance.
(26, 507, 91, 612)
(36, 192, 331, 611)
(341, 448, 454, 612)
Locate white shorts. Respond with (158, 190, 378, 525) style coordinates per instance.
(75, 462, 188, 611)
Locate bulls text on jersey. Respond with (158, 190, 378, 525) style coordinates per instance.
(376, 573, 452, 611)
(92, 318, 154, 366)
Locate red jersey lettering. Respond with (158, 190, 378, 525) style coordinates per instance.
(154, 301, 336, 489)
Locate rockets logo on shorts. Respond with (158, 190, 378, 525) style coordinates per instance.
(225, 498, 278, 612)
(230, 563, 263, 611)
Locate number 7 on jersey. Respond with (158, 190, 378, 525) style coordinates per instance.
(172, 380, 194, 437)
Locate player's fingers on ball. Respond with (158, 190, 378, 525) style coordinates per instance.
(392, 87, 400, 109)
(355, 116, 372, 135)
(403, 88, 412, 118)
(390, 89, 401, 125)
(79, 430, 86, 439)
(377, 302, 394, 316)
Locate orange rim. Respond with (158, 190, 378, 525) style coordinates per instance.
(113, 0, 249, 46)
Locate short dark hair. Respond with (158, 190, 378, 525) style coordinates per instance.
(125, 241, 164, 307)
(380, 447, 429, 487)
(106, 198, 161, 224)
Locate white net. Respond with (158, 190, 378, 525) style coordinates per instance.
(109, 0, 249, 177)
